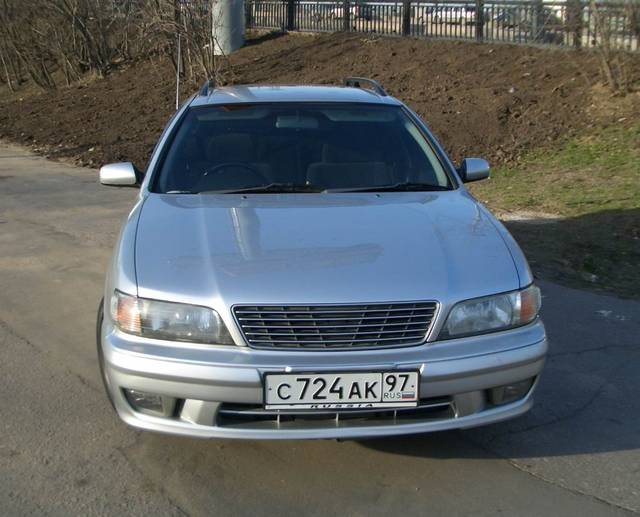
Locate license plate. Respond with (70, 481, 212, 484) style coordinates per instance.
(264, 371, 419, 410)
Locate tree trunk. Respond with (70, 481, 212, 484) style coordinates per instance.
(0, 48, 15, 91)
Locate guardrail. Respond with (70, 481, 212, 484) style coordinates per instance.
(245, 0, 640, 51)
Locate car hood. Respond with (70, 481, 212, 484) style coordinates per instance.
(135, 191, 520, 310)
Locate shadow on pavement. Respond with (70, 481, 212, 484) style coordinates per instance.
(362, 275, 640, 459)
(505, 208, 640, 299)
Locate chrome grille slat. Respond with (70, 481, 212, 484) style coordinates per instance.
(237, 313, 434, 322)
(250, 335, 424, 345)
(245, 329, 427, 337)
(235, 307, 433, 315)
(240, 321, 429, 330)
(233, 302, 437, 350)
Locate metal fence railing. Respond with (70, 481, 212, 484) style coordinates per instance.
(245, 0, 640, 51)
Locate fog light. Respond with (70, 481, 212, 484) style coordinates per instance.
(488, 378, 535, 406)
(123, 388, 175, 416)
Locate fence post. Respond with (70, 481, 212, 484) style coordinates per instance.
(286, 0, 295, 31)
(532, 0, 544, 42)
(402, 0, 412, 36)
(567, 0, 583, 48)
(475, 0, 484, 41)
(343, 0, 351, 31)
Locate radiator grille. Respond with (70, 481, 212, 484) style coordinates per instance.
(233, 302, 437, 350)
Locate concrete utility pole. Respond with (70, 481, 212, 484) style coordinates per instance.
(212, 0, 245, 55)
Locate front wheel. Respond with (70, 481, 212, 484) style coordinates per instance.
(96, 298, 116, 411)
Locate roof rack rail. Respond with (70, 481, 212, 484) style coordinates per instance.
(199, 79, 212, 97)
(344, 77, 387, 97)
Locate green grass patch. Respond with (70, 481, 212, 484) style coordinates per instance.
(471, 123, 640, 217)
(469, 123, 640, 298)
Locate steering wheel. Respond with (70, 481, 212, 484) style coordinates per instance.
(201, 162, 267, 184)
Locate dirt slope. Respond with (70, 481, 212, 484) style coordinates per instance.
(1, 31, 638, 169)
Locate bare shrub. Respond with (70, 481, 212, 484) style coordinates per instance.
(590, 0, 635, 94)
(0, 0, 150, 90)
(0, 0, 57, 89)
(142, 0, 234, 87)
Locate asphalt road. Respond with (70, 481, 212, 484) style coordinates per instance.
(1, 141, 639, 516)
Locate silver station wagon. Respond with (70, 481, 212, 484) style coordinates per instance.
(97, 78, 547, 439)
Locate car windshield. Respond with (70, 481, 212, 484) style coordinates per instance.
(153, 103, 453, 194)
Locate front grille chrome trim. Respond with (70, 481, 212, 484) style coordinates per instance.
(240, 321, 430, 329)
(245, 329, 428, 337)
(237, 313, 434, 322)
(235, 307, 436, 315)
(232, 301, 439, 350)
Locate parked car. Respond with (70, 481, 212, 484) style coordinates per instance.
(430, 4, 476, 25)
(97, 78, 547, 439)
(329, 0, 373, 20)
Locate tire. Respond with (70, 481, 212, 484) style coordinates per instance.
(96, 298, 117, 411)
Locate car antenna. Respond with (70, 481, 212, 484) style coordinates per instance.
(175, 2, 184, 110)
(175, 35, 182, 110)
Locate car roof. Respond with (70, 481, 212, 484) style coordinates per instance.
(189, 85, 403, 107)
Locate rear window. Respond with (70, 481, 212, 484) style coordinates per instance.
(153, 103, 452, 193)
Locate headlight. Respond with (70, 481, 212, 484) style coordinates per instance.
(440, 284, 541, 339)
(110, 291, 234, 345)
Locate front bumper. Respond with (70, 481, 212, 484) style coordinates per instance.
(101, 319, 547, 439)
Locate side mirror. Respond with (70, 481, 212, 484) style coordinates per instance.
(99, 162, 141, 187)
(458, 158, 490, 183)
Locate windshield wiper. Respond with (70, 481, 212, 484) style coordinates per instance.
(197, 183, 322, 194)
(322, 182, 451, 193)
(169, 182, 449, 195)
